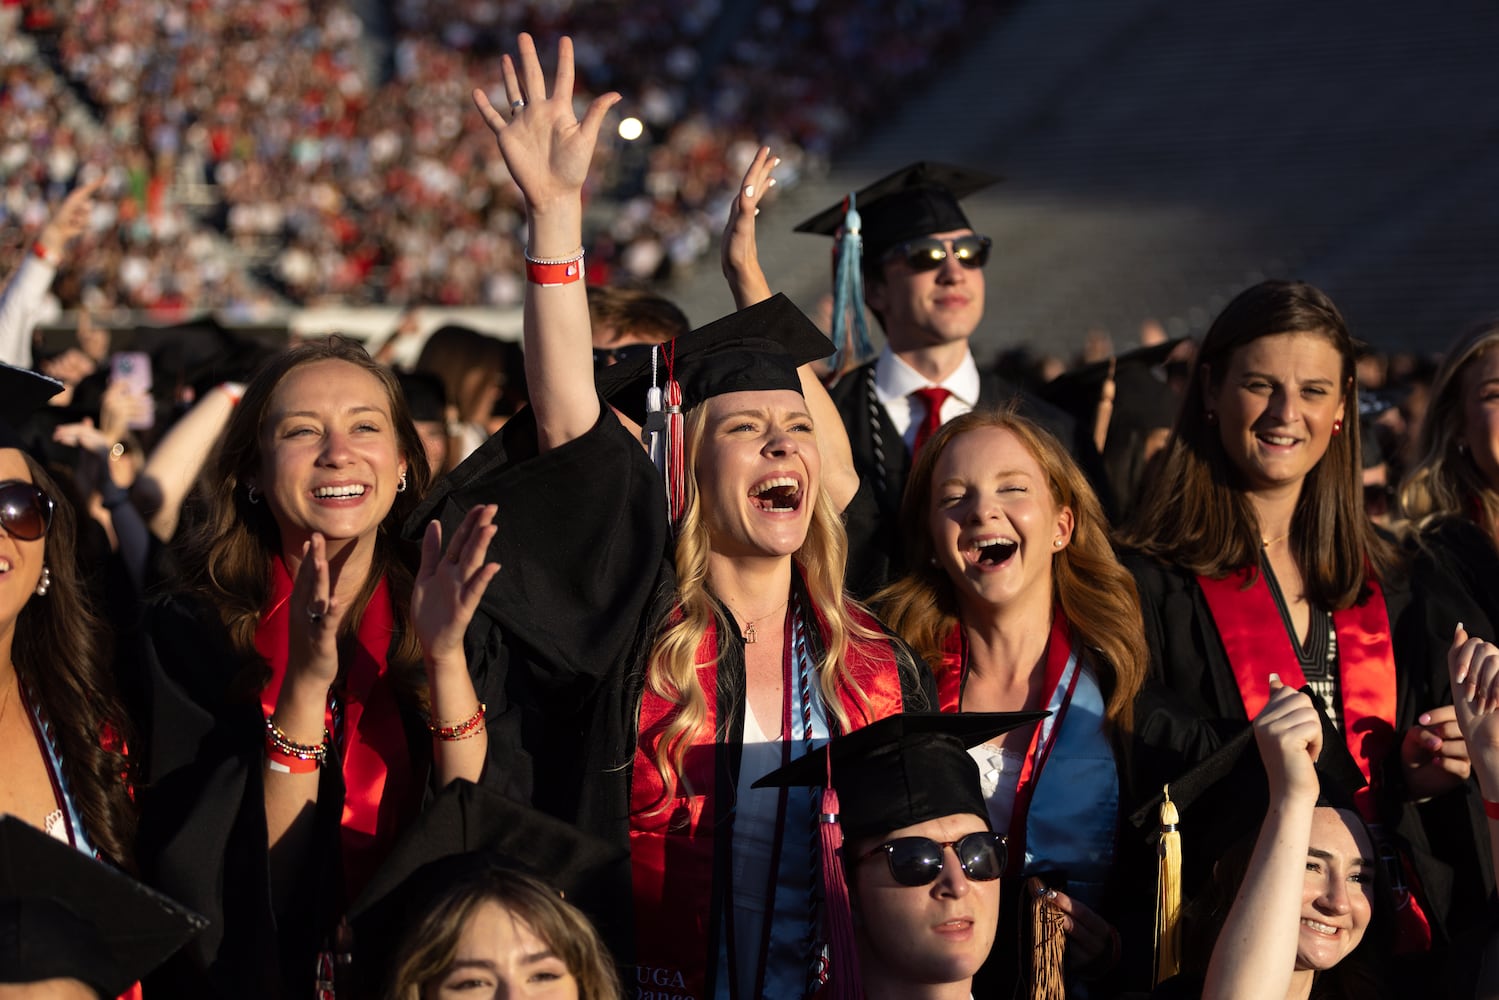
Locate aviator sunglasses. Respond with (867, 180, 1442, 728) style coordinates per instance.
(0, 482, 54, 541)
(856, 831, 1008, 887)
(886, 234, 993, 273)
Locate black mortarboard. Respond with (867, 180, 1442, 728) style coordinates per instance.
(0, 363, 65, 452)
(1128, 696, 1365, 893)
(794, 163, 1000, 265)
(346, 780, 624, 999)
(753, 711, 1045, 840)
(396, 370, 449, 424)
(595, 293, 834, 426)
(0, 816, 205, 995)
(1040, 340, 1186, 434)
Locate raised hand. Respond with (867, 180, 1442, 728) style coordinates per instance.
(472, 34, 620, 214)
(285, 533, 346, 692)
(722, 145, 778, 309)
(412, 503, 501, 669)
(1253, 678, 1323, 803)
(37, 174, 105, 262)
(1448, 623, 1499, 794)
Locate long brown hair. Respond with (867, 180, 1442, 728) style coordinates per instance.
(385, 868, 623, 1000)
(1120, 280, 1394, 609)
(875, 408, 1147, 735)
(173, 336, 432, 698)
(1399, 318, 1499, 532)
(15, 454, 137, 869)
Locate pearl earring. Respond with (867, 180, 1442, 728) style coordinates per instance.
(34, 565, 50, 596)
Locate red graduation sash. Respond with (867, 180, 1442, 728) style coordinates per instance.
(629, 602, 907, 999)
(1196, 567, 1431, 949)
(936, 611, 1078, 858)
(255, 556, 418, 903)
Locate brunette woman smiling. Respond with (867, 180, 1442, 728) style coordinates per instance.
(138, 338, 502, 998)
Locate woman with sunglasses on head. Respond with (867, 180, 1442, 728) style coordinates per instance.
(135, 337, 503, 998)
(875, 409, 1147, 995)
(1118, 280, 1453, 957)
(419, 35, 930, 999)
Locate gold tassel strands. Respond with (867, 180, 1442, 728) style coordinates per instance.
(1154, 786, 1182, 985)
(1028, 877, 1067, 1000)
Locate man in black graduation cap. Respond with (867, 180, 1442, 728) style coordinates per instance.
(797, 164, 1095, 596)
(754, 711, 1041, 1000)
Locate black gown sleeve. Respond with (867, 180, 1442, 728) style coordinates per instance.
(414, 403, 673, 699)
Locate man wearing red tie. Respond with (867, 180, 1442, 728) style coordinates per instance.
(798, 163, 1089, 596)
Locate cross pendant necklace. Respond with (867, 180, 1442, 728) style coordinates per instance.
(738, 598, 789, 644)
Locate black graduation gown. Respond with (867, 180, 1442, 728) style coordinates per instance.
(1400, 518, 1499, 982)
(134, 591, 519, 998)
(828, 359, 1103, 597)
(410, 404, 935, 985)
(1119, 548, 1453, 949)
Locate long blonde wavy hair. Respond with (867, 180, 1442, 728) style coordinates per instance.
(875, 408, 1147, 736)
(1399, 319, 1499, 532)
(642, 401, 883, 803)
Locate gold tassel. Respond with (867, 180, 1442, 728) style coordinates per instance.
(1154, 785, 1182, 985)
(1028, 877, 1067, 1000)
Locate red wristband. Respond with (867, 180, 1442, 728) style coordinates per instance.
(525, 256, 584, 286)
(265, 746, 320, 774)
(1484, 798, 1499, 821)
(32, 243, 60, 266)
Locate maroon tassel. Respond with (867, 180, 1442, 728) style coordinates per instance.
(664, 376, 685, 527)
(819, 782, 862, 997)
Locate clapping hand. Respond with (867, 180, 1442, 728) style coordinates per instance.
(412, 504, 501, 670)
(1448, 623, 1499, 797)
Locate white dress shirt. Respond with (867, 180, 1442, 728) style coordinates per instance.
(872, 345, 981, 452)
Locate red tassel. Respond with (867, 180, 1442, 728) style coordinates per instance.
(664, 377, 685, 526)
(819, 789, 862, 999)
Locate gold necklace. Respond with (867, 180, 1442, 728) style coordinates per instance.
(1262, 531, 1291, 548)
(736, 599, 789, 644)
(0, 675, 14, 731)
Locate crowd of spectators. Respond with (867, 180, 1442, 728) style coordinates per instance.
(2, 0, 993, 312)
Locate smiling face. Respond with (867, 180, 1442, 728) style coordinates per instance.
(850, 812, 998, 990)
(425, 900, 580, 1000)
(1460, 348, 1499, 492)
(928, 426, 1072, 616)
(0, 449, 46, 636)
(693, 389, 820, 560)
(867, 228, 985, 351)
(256, 359, 407, 557)
(1208, 331, 1347, 497)
(1295, 807, 1375, 973)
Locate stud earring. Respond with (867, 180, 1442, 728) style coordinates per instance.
(397, 471, 408, 494)
(1053, 539, 1064, 548)
(1205, 410, 1217, 424)
(34, 565, 50, 597)
(246, 484, 260, 504)
(1332, 418, 1343, 436)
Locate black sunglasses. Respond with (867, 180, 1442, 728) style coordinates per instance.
(592, 343, 660, 367)
(0, 482, 54, 541)
(886, 234, 993, 273)
(855, 831, 1007, 887)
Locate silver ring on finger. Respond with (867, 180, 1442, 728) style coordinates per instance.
(511, 99, 526, 111)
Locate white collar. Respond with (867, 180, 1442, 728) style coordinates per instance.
(873, 345, 981, 407)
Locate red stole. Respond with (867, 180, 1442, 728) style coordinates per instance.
(1195, 569, 1396, 815)
(1196, 567, 1431, 949)
(935, 611, 1078, 857)
(628, 602, 907, 999)
(254, 557, 418, 902)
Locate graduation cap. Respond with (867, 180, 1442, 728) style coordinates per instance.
(0, 363, 65, 453)
(346, 780, 624, 999)
(753, 712, 1043, 1000)
(1040, 340, 1186, 436)
(127, 314, 287, 403)
(795, 162, 1000, 266)
(0, 816, 206, 995)
(1126, 696, 1366, 984)
(395, 370, 449, 424)
(595, 294, 833, 525)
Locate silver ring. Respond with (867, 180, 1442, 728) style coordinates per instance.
(307, 607, 323, 625)
(511, 99, 526, 111)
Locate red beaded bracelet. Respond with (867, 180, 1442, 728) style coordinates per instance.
(1484, 798, 1499, 821)
(430, 702, 486, 741)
